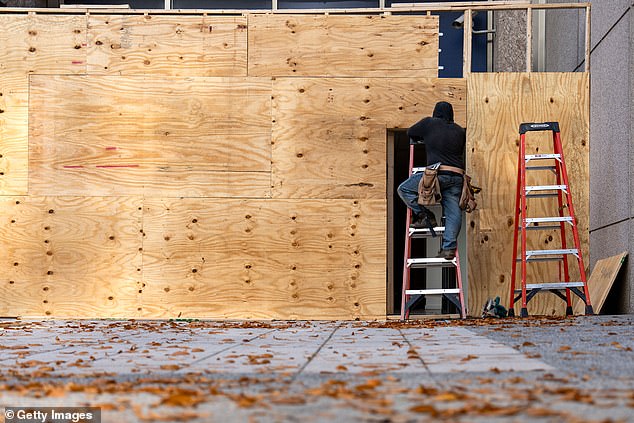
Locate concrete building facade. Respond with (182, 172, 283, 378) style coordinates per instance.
(537, 1, 633, 313)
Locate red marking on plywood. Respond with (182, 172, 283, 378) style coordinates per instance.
(96, 165, 139, 168)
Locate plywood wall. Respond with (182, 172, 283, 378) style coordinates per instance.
(467, 72, 589, 316)
(1, 12, 455, 319)
(0, 11, 590, 319)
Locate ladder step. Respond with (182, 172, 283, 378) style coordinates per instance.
(407, 258, 457, 268)
(516, 282, 585, 291)
(520, 225, 562, 231)
(525, 217, 573, 224)
(525, 153, 561, 162)
(516, 248, 580, 262)
(527, 248, 579, 256)
(525, 185, 567, 193)
(409, 226, 445, 238)
(526, 193, 559, 198)
(526, 165, 556, 171)
(406, 288, 460, 295)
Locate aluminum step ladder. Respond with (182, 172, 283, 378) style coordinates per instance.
(400, 142, 466, 320)
(509, 122, 593, 317)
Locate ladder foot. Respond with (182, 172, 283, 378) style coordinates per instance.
(565, 306, 573, 316)
(507, 308, 515, 317)
(520, 308, 529, 318)
(585, 305, 594, 315)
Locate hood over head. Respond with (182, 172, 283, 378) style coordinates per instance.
(432, 101, 454, 123)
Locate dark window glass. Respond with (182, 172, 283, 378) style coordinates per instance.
(173, 0, 270, 9)
(278, 0, 377, 8)
(63, 0, 164, 8)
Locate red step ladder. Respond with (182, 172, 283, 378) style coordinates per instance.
(509, 122, 593, 317)
(400, 142, 466, 320)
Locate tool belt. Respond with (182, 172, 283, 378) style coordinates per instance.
(417, 163, 442, 206)
(417, 163, 481, 212)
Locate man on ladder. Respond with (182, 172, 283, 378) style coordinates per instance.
(397, 101, 466, 260)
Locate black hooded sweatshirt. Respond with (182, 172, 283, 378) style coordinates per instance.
(406, 101, 466, 171)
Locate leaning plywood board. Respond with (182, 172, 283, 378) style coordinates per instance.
(0, 14, 87, 75)
(271, 77, 466, 198)
(467, 72, 589, 316)
(573, 252, 628, 315)
(87, 15, 247, 76)
(0, 196, 143, 318)
(248, 14, 439, 77)
(141, 198, 386, 320)
(29, 75, 272, 197)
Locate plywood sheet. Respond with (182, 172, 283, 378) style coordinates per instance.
(467, 72, 589, 316)
(141, 198, 386, 320)
(272, 120, 386, 199)
(248, 14, 438, 77)
(0, 105, 28, 195)
(87, 15, 247, 76)
(271, 77, 465, 199)
(272, 77, 466, 130)
(0, 196, 143, 318)
(573, 252, 628, 315)
(28, 75, 272, 197)
(0, 14, 87, 75)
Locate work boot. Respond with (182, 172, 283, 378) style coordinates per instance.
(410, 211, 438, 229)
(410, 214, 431, 229)
(435, 249, 456, 260)
(423, 210, 438, 228)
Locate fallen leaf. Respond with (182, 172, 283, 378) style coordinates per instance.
(159, 364, 180, 371)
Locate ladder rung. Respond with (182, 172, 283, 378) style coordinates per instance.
(525, 154, 561, 162)
(406, 289, 460, 295)
(518, 256, 564, 262)
(525, 217, 573, 224)
(407, 258, 457, 268)
(521, 225, 562, 231)
(516, 249, 580, 262)
(526, 193, 559, 198)
(526, 165, 556, 171)
(525, 185, 567, 193)
(516, 282, 585, 291)
(526, 248, 579, 256)
(409, 226, 445, 238)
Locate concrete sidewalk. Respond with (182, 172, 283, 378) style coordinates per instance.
(1, 315, 633, 422)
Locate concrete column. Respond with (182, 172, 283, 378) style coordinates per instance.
(588, 1, 633, 313)
(493, 9, 527, 72)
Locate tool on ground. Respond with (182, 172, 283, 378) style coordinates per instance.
(400, 140, 466, 320)
(508, 122, 593, 317)
(482, 296, 507, 318)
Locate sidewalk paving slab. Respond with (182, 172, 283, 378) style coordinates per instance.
(1, 315, 633, 422)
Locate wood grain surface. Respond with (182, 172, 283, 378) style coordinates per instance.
(0, 14, 87, 75)
(0, 196, 143, 318)
(141, 198, 386, 320)
(248, 14, 438, 77)
(87, 14, 247, 76)
(28, 75, 272, 197)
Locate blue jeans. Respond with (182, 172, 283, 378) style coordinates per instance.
(397, 172, 463, 250)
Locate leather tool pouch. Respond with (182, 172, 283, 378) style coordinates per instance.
(417, 168, 442, 206)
